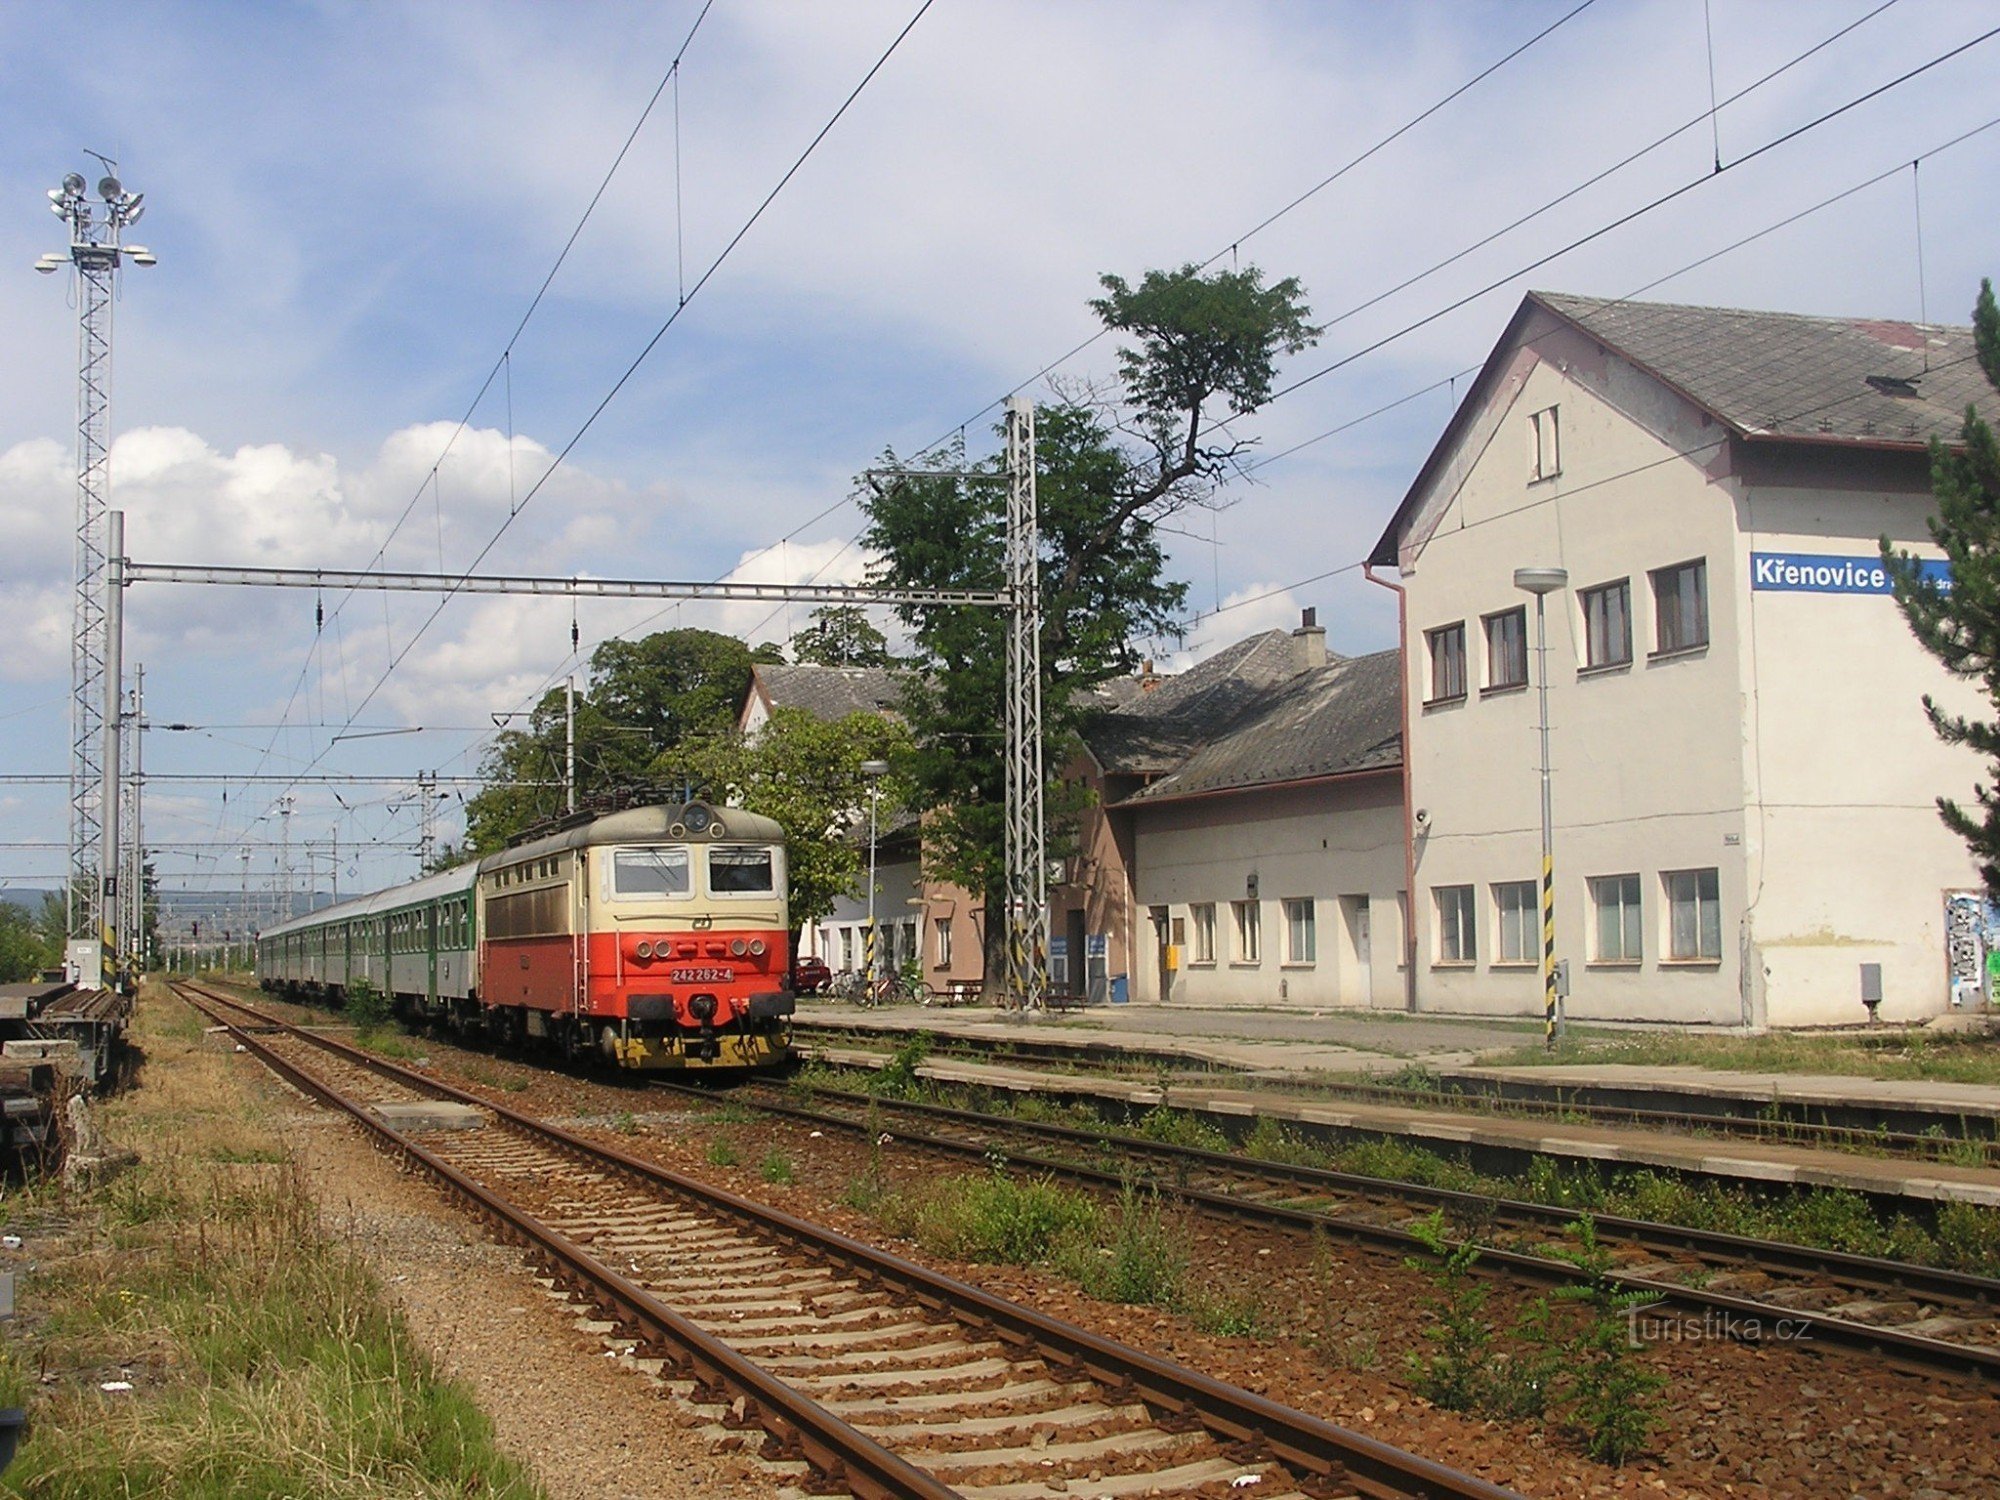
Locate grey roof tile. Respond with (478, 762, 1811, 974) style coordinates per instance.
(1115, 648, 1400, 804)
(1535, 291, 2000, 447)
(1083, 632, 1324, 774)
(754, 664, 911, 722)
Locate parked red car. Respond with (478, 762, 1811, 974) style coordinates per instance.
(788, 954, 832, 995)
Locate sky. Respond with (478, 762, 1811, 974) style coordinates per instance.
(2, 0, 1997, 909)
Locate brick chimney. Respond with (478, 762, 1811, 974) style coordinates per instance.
(1139, 659, 1160, 693)
(1292, 607, 1327, 672)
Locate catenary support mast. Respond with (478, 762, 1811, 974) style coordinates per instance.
(1003, 397, 1047, 1010)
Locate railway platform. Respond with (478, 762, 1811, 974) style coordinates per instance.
(791, 1002, 2000, 1210)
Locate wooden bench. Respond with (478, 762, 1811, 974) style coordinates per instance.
(1043, 991, 1091, 1013)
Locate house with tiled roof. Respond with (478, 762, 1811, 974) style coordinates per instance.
(1075, 617, 1406, 1007)
(1369, 290, 1997, 1028)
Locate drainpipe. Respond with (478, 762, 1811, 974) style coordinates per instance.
(1365, 563, 1419, 1013)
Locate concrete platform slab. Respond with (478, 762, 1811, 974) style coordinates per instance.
(367, 1101, 487, 1133)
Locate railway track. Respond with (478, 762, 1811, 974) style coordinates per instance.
(174, 981, 1522, 1500)
(795, 1018, 2000, 1165)
(693, 1076, 2000, 1384)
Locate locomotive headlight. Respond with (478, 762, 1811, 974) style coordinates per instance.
(749, 939, 766, 956)
(635, 940, 653, 959)
(729, 938, 747, 957)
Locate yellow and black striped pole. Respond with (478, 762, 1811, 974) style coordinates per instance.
(1541, 849, 1558, 1049)
(1513, 566, 1568, 1053)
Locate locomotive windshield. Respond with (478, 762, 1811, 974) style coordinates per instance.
(610, 846, 691, 898)
(708, 846, 776, 894)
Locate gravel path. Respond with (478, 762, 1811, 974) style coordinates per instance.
(275, 1101, 775, 1499)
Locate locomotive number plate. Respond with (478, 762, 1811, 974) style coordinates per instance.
(670, 966, 735, 984)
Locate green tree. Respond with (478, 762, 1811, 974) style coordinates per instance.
(790, 605, 896, 668)
(465, 628, 756, 852)
(681, 707, 914, 932)
(1884, 279, 2000, 895)
(862, 264, 1317, 985)
(0, 899, 60, 983)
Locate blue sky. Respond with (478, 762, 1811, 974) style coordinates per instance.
(2, 0, 1997, 905)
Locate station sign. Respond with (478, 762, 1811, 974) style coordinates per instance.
(1750, 551, 1950, 595)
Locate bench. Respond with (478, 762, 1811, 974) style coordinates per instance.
(1043, 991, 1091, 1013)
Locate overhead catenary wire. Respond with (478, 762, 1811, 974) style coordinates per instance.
(1172, 107, 2000, 642)
(216, 0, 936, 857)
(678, 0, 1909, 615)
(231, 0, 719, 822)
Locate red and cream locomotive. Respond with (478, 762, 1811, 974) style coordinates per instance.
(257, 801, 794, 1071)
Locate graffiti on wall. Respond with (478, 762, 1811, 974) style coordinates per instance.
(1944, 891, 2000, 1007)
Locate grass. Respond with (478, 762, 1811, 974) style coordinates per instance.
(1478, 1026, 2000, 1085)
(1236, 1115, 2000, 1277)
(0, 983, 540, 1500)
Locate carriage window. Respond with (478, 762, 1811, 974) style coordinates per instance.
(611, 847, 691, 898)
(709, 847, 775, 895)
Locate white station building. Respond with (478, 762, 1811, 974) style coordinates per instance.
(1369, 291, 2000, 1028)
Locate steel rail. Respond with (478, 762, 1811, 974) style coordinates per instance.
(174, 984, 957, 1500)
(685, 1079, 2000, 1384)
(178, 982, 1522, 1500)
(741, 1079, 2000, 1305)
(795, 1019, 1999, 1163)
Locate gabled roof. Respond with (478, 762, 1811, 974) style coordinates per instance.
(1114, 648, 1400, 805)
(1370, 290, 2000, 568)
(751, 663, 910, 722)
(1083, 631, 1312, 775)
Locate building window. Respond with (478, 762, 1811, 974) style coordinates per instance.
(1232, 900, 1262, 964)
(1581, 579, 1632, 668)
(1484, 607, 1527, 689)
(933, 916, 952, 968)
(1529, 405, 1561, 480)
(1426, 623, 1467, 703)
(1283, 899, 1316, 964)
(840, 927, 856, 970)
(1651, 559, 1708, 654)
(1665, 868, 1722, 961)
(1435, 885, 1475, 964)
(1494, 880, 1538, 964)
(1591, 875, 1643, 963)
(1191, 903, 1216, 964)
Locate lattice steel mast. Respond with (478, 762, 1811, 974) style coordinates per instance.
(1002, 397, 1047, 1010)
(37, 161, 154, 957)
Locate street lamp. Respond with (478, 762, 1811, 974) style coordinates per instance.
(860, 759, 890, 986)
(1514, 566, 1568, 1050)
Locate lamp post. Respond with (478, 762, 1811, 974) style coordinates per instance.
(1514, 566, 1568, 1051)
(860, 759, 890, 986)
(38, 161, 154, 966)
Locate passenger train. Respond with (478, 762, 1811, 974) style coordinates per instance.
(256, 801, 794, 1071)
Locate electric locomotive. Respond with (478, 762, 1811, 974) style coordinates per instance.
(256, 801, 794, 1071)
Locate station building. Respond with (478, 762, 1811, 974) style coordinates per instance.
(1368, 291, 1998, 1028)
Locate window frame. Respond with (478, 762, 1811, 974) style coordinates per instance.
(1190, 902, 1216, 965)
(933, 916, 953, 969)
(1282, 898, 1316, 965)
(1664, 867, 1723, 963)
(607, 845, 693, 902)
(1494, 880, 1539, 965)
(1425, 622, 1467, 705)
(1580, 578, 1633, 670)
(1590, 874, 1644, 965)
(1529, 404, 1561, 481)
(1231, 899, 1262, 965)
(707, 844, 781, 898)
(1483, 606, 1528, 691)
(1434, 885, 1476, 965)
(1651, 559, 1709, 656)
